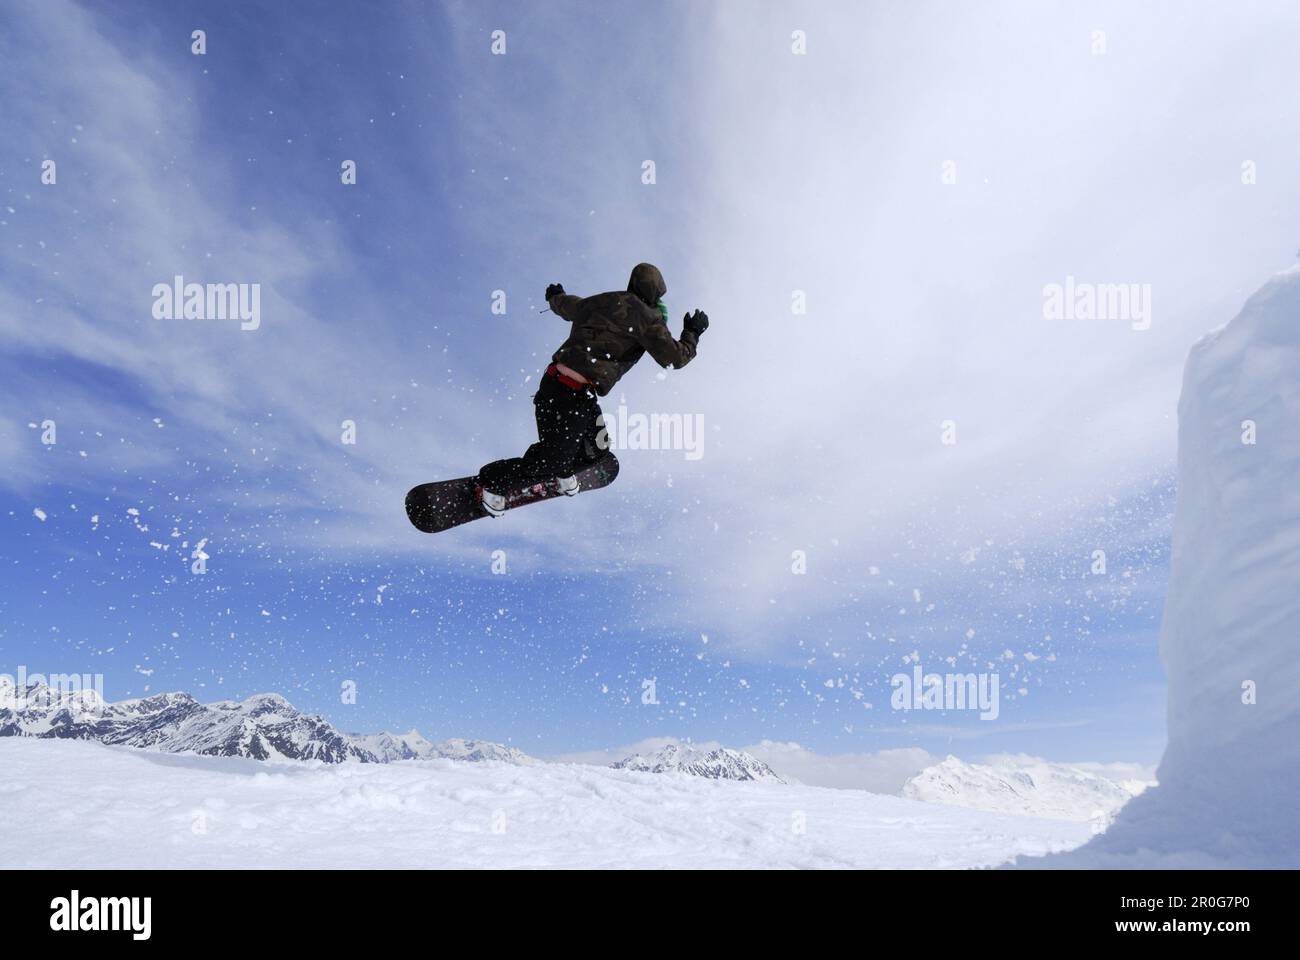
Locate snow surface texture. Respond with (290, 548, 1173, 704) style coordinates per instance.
(902, 755, 1148, 824)
(1023, 267, 1300, 869)
(0, 738, 1090, 869)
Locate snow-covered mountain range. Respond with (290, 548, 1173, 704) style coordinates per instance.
(0, 679, 535, 766)
(0, 682, 766, 780)
(902, 755, 1149, 823)
(611, 743, 786, 783)
(3, 678, 1164, 828)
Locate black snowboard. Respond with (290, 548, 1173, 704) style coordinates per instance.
(405, 452, 620, 534)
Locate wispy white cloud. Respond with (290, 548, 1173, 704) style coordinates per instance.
(585, 0, 1300, 639)
(982, 752, 1157, 787)
(550, 735, 1151, 796)
(865, 717, 1096, 741)
(741, 741, 937, 793)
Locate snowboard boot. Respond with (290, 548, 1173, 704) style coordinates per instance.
(476, 485, 507, 517)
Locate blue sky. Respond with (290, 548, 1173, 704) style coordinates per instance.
(3, 0, 1299, 774)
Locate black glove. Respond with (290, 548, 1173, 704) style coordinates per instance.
(545, 283, 565, 301)
(683, 309, 709, 337)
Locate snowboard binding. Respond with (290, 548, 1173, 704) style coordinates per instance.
(477, 474, 581, 518)
(408, 453, 619, 535)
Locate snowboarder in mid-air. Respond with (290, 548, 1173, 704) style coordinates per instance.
(475, 262, 709, 516)
(403, 262, 708, 534)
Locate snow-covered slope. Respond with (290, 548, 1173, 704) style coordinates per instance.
(902, 755, 1148, 823)
(612, 743, 785, 782)
(1025, 266, 1300, 868)
(0, 738, 1091, 869)
(0, 681, 534, 766)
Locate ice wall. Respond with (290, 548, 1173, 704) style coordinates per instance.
(1029, 266, 1300, 867)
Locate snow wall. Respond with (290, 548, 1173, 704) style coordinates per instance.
(1027, 266, 1300, 867)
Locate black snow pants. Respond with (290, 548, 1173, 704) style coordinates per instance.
(477, 368, 604, 493)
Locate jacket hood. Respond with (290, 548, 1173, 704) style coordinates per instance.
(627, 262, 667, 307)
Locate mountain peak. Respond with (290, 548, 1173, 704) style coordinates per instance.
(611, 742, 785, 783)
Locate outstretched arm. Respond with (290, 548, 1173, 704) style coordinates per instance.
(546, 283, 583, 322)
(640, 309, 708, 370)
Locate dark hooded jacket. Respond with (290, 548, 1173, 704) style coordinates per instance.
(547, 262, 698, 397)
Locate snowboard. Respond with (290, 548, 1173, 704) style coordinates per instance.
(405, 452, 620, 534)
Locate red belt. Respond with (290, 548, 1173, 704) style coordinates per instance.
(546, 363, 590, 391)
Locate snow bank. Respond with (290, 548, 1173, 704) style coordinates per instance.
(1025, 266, 1300, 868)
(0, 738, 1090, 869)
